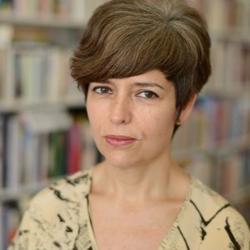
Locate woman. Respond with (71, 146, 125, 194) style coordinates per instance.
(9, 0, 249, 249)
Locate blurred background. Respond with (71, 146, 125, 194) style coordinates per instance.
(0, 0, 249, 249)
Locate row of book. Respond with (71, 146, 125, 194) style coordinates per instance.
(0, 42, 83, 106)
(185, 149, 250, 196)
(0, 109, 97, 190)
(209, 40, 250, 92)
(0, 0, 103, 23)
(216, 150, 250, 196)
(172, 95, 250, 151)
(188, 0, 250, 31)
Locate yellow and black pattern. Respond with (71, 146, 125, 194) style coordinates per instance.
(8, 169, 250, 250)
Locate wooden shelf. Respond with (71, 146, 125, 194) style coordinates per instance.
(0, 13, 85, 29)
(0, 97, 85, 112)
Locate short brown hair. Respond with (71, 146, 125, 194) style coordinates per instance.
(71, 0, 211, 113)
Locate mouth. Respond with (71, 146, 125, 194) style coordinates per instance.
(104, 135, 137, 147)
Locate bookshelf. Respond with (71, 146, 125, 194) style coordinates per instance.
(1, 0, 250, 248)
(181, 0, 250, 224)
(0, 1, 103, 249)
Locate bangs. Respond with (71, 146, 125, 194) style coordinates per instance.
(70, 2, 197, 86)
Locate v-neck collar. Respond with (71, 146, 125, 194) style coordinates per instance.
(81, 168, 195, 250)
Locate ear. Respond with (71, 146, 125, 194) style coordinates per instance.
(177, 94, 197, 125)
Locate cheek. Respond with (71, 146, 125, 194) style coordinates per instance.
(86, 100, 105, 136)
(137, 104, 176, 139)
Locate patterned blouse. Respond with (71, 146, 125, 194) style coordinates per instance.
(8, 168, 250, 250)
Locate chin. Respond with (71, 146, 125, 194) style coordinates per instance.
(102, 153, 140, 169)
(96, 141, 140, 169)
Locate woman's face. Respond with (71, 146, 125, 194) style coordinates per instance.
(86, 69, 177, 168)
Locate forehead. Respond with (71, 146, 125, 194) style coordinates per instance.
(105, 69, 173, 88)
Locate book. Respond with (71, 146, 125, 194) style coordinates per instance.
(0, 116, 3, 188)
(67, 122, 82, 174)
(173, 95, 250, 152)
(5, 115, 22, 189)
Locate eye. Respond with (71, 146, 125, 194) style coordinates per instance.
(137, 90, 159, 99)
(92, 86, 112, 95)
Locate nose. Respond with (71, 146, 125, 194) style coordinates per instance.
(110, 95, 132, 125)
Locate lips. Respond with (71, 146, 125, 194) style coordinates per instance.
(104, 135, 137, 146)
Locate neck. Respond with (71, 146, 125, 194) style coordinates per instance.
(92, 154, 186, 203)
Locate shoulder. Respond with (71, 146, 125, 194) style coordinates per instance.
(28, 168, 92, 217)
(31, 168, 92, 206)
(188, 178, 250, 249)
(27, 168, 92, 230)
(8, 169, 92, 250)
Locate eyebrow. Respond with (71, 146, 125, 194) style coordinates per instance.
(134, 82, 165, 90)
(104, 80, 165, 90)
